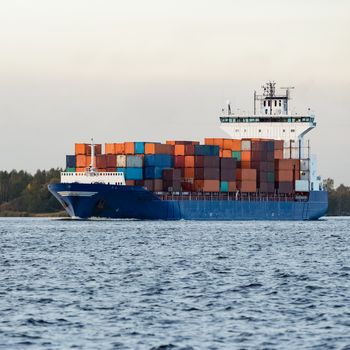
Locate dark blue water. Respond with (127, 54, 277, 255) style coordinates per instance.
(0, 218, 350, 349)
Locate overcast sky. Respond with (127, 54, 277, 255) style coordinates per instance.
(0, 0, 349, 184)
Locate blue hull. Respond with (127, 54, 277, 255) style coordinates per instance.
(48, 183, 328, 220)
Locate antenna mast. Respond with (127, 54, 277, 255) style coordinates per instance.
(280, 86, 295, 114)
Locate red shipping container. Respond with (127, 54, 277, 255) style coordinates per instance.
(181, 181, 194, 192)
(194, 168, 220, 180)
(96, 155, 107, 168)
(107, 167, 116, 172)
(126, 180, 135, 186)
(274, 140, 284, 150)
(184, 144, 195, 155)
(106, 154, 117, 168)
(174, 156, 185, 168)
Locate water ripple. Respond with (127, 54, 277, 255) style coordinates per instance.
(0, 217, 350, 349)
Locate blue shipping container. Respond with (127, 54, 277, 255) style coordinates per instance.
(144, 166, 164, 179)
(135, 142, 145, 154)
(66, 155, 76, 168)
(220, 181, 229, 192)
(144, 154, 173, 168)
(125, 167, 143, 180)
(194, 145, 220, 156)
(117, 167, 126, 174)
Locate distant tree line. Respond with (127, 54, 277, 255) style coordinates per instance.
(323, 178, 350, 216)
(0, 169, 62, 215)
(0, 171, 348, 216)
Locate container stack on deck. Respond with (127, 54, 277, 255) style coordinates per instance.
(65, 137, 310, 194)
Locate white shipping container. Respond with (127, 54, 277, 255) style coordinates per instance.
(116, 155, 126, 167)
(300, 159, 309, 171)
(295, 180, 309, 192)
(283, 148, 291, 159)
(241, 140, 251, 151)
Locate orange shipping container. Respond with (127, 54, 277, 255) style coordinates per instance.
(76, 155, 87, 168)
(240, 161, 251, 169)
(241, 151, 251, 162)
(184, 156, 195, 168)
(124, 142, 135, 155)
(238, 181, 257, 192)
(231, 140, 241, 151)
(204, 138, 214, 145)
(75, 143, 88, 155)
(126, 180, 135, 186)
(184, 167, 195, 178)
(274, 150, 283, 160)
(276, 170, 294, 182)
(105, 143, 115, 154)
(115, 143, 125, 154)
(174, 145, 185, 156)
(194, 180, 220, 192)
(166, 140, 176, 145)
(212, 138, 224, 148)
(228, 181, 236, 191)
(276, 159, 300, 171)
(76, 167, 85, 173)
(223, 139, 232, 150)
(237, 169, 256, 181)
(222, 149, 232, 158)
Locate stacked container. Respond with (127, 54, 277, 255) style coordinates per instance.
(66, 137, 309, 194)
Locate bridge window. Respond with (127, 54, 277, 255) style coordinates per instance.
(265, 109, 268, 114)
(264, 100, 266, 107)
(291, 129, 295, 132)
(274, 100, 277, 107)
(279, 100, 282, 106)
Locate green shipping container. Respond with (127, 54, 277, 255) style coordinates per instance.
(232, 151, 241, 161)
(66, 167, 76, 172)
(220, 181, 229, 192)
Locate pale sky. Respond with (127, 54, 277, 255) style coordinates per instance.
(0, 0, 349, 184)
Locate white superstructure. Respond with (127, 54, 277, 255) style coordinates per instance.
(220, 82, 322, 191)
(61, 139, 126, 185)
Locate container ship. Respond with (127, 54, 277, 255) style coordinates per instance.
(48, 82, 328, 220)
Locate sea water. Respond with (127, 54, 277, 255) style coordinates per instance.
(0, 217, 349, 349)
